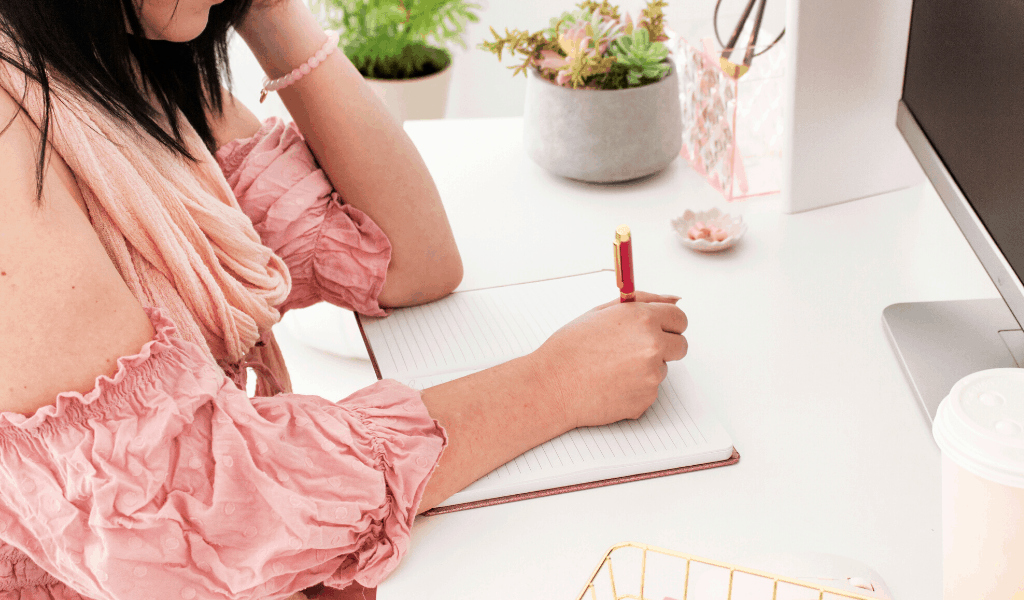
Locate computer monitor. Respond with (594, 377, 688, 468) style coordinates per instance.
(886, 0, 1024, 422)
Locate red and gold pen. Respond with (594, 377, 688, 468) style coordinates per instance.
(613, 225, 635, 302)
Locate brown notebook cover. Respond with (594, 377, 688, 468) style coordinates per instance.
(355, 312, 384, 381)
(353, 273, 740, 515)
(420, 448, 740, 516)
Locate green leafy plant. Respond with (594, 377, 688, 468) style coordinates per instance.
(314, 0, 481, 80)
(479, 0, 672, 90)
(611, 27, 669, 86)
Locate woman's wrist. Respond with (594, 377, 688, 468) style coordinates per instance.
(518, 350, 577, 434)
(237, 0, 330, 79)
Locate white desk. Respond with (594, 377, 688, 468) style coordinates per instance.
(278, 117, 999, 599)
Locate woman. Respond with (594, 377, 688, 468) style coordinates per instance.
(0, 0, 688, 598)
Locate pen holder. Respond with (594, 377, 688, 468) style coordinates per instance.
(670, 35, 786, 202)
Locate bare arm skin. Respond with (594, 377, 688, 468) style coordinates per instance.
(209, 90, 264, 150)
(236, 0, 463, 309)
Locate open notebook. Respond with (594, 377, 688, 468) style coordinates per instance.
(355, 271, 738, 514)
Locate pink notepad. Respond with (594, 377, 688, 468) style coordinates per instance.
(355, 271, 739, 514)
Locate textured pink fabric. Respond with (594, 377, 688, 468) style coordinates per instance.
(0, 309, 446, 600)
(215, 118, 391, 318)
(0, 543, 86, 599)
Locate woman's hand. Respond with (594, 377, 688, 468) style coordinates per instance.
(415, 291, 686, 512)
(532, 291, 688, 429)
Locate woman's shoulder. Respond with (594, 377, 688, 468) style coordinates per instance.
(208, 88, 263, 153)
(0, 84, 155, 416)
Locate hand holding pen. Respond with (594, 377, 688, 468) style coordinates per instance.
(527, 225, 689, 427)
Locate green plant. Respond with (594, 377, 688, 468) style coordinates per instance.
(480, 0, 672, 90)
(315, 0, 481, 79)
(611, 27, 669, 86)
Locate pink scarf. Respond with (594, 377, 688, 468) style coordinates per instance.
(0, 58, 295, 395)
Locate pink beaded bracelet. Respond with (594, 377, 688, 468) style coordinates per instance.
(259, 29, 341, 103)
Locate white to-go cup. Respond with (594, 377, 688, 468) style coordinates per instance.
(933, 368, 1024, 599)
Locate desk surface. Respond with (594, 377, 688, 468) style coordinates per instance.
(279, 117, 1000, 600)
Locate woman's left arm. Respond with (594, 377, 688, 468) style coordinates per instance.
(236, 0, 462, 308)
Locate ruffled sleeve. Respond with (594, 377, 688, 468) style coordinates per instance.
(0, 308, 446, 599)
(215, 117, 391, 317)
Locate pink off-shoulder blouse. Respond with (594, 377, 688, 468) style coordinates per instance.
(0, 119, 446, 599)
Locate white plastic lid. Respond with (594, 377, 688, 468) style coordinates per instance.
(933, 368, 1024, 488)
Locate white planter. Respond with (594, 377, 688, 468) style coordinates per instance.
(523, 65, 683, 183)
(365, 66, 453, 122)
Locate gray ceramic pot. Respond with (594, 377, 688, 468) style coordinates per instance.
(523, 65, 682, 183)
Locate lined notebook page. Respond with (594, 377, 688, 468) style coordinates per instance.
(415, 362, 733, 508)
(358, 271, 734, 507)
(359, 271, 614, 379)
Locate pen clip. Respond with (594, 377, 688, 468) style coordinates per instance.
(613, 241, 623, 289)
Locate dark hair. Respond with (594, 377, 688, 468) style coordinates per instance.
(0, 0, 256, 199)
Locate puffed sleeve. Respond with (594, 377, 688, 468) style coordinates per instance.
(215, 117, 391, 317)
(0, 308, 446, 600)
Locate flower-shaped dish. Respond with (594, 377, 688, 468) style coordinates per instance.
(671, 208, 747, 252)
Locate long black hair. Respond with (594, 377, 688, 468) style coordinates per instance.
(0, 0, 257, 199)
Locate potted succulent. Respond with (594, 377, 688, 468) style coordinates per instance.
(481, 0, 682, 183)
(314, 0, 480, 121)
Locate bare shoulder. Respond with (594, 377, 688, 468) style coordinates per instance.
(0, 86, 154, 415)
(209, 88, 263, 151)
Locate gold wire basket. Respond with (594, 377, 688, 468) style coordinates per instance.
(576, 542, 882, 600)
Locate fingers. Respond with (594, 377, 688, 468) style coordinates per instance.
(592, 291, 681, 312)
(633, 291, 681, 304)
(660, 331, 688, 362)
(641, 301, 687, 335)
(591, 293, 688, 334)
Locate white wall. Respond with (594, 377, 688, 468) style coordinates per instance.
(229, 0, 787, 121)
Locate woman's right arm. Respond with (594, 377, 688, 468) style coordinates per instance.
(0, 88, 155, 415)
(416, 292, 688, 512)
